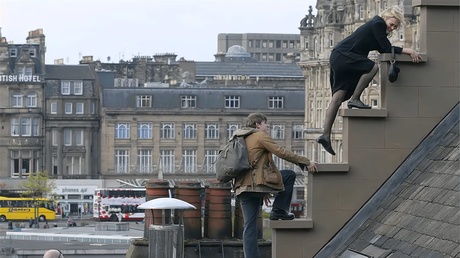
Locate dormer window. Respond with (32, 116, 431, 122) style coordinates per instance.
(29, 48, 36, 57)
(9, 48, 17, 57)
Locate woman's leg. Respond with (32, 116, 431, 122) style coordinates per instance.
(349, 64, 379, 106)
(323, 90, 346, 137)
(318, 90, 346, 155)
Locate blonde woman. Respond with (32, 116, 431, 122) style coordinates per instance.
(318, 6, 423, 155)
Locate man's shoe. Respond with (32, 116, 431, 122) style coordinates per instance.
(270, 210, 295, 220)
(347, 99, 371, 109)
(317, 135, 336, 156)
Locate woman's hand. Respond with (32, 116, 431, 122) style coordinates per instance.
(402, 48, 423, 63)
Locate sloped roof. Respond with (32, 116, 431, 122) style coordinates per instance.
(317, 103, 460, 258)
(195, 61, 303, 78)
(45, 64, 95, 80)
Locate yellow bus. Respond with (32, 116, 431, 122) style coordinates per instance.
(0, 196, 56, 222)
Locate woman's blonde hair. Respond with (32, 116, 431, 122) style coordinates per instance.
(380, 5, 405, 37)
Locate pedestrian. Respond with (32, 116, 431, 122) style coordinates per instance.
(29, 217, 34, 228)
(43, 249, 64, 258)
(317, 5, 423, 156)
(67, 216, 75, 227)
(233, 112, 317, 258)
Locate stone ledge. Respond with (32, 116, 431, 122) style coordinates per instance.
(378, 53, 428, 62)
(340, 108, 388, 118)
(413, 0, 459, 7)
(317, 163, 349, 173)
(263, 218, 313, 229)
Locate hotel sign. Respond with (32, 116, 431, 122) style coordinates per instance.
(0, 74, 41, 82)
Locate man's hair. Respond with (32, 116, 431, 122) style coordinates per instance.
(246, 113, 267, 128)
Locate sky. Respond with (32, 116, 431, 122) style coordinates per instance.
(0, 0, 317, 64)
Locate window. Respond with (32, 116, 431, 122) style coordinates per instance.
(271, 124, 285, 139)
(136, 123, 151, 139)
(91, 102, 96, 114)
(136, 95, 152, 108)
(227, 124, 240, 139)
(293, 124, 304, 139)
(76, 103, 84, 114)
(65, 103, 72, 114)
(115, 123, 130, 139)
(61, 83, 70, 95)
(399, 31, 404, 41)
(10, 150, 39, 178)
(29, 48, 36, 57)
(316, 100, 323, 128)
(66, 156, 82, 175)
(268, 96, 284, 109)
(12, 94, 23, 107)
(371, 99, 378, 108)
(138, 149, 152, 173)
(359, 5, 364, 20)
(63, 129, 72, 146)
(16, 66, 33, 76)
(160, 150, 175, 174)
(21, 118, 31, 136)
(52, 129, 58, 146)
(26, 94, 37, 107)
(183, 149, 197, 173)
(11, 118, 19, 136)
(75, 130, 84, 146)
(160, 123, 175, 139)
(50, 102, 57, 114)
(329, 32, 334, 48)
(305, 40, 309, 50)
(181, 96, 196, 108)
(61, 81, 83, 95)
(205, 124, 219, 139)
(32, 118, 39, 136)
(225, 96, 240, 108)
(9, 48, 17, 57)
(74, 83, 83, 95)
(115, 150, 130, 173)
(204, 149, 218, 173)
(273, 156, 286, 170)
(183, 124, 197, 139)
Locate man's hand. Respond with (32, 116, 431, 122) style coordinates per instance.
(299, 162, 317, 173)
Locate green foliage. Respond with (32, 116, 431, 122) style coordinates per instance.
(21, 171, 56, 199)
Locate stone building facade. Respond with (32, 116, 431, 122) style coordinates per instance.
(0, 29, 46, 179)
(92, 52, 307, 187)
(216, 33, 301, 62)
(43, 64, 100, 179)
(298, 0, 420, 163)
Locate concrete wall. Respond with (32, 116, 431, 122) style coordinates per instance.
(269, 1, 459, 257)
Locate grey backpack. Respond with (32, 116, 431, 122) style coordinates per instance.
(215, 135, 252, 183)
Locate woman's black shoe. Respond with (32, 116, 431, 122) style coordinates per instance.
(347, 99, 371, 109)
(317, 135, 336, 156)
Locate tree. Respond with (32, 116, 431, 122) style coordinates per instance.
(21, 171, 56, 227)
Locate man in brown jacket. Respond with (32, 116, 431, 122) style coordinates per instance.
(234, 113, 317, 258)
